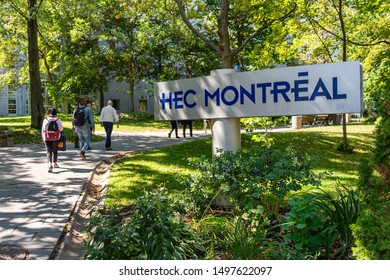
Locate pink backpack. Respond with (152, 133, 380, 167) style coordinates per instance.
(44, 119, 60, 141)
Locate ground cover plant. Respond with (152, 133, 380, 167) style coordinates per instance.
(85, 123, 380, 260)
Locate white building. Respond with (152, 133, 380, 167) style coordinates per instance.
(0, 84, 29, 117)
(102, 80, 154, 114)
(0, 79, 154, 117)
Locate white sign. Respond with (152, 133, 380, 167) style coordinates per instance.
(154, 61, 363, 120)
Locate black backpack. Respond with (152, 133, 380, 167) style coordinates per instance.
(73, 106, 86, 127)
(45, 118, 60, 141)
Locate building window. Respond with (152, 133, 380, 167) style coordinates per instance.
(139, 100, 147, 111)
(8, 99, 16, 115)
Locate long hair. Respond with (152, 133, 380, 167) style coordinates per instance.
(46, 108, 57, 116)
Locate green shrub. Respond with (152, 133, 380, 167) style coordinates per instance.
(191, 214, 234, 259)
(84, 209, 130, 260)
(353, 160, 390, 259)
(192, 207, 271, 260)
(373, 116, 390, 165)
(240, 116, 288, 148)
(351, 204, 390, 259)
(282, 184, 361, 259)
(225, 207, 270, 260)
(85, 188, 204, 260)
(281, 193, 326, 257)
(119, 112, 154, 121)
(353, 111, 390, 259)
(185, 146, 324, 214)
(313, 184, 361, 258)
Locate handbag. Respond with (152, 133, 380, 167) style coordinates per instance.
(57, 132, 67, 151)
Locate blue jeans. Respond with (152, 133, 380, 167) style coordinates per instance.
(103, 122, 114, 148)
(75, 125, 90, 152)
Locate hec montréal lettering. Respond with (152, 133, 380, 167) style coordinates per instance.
(159, 71, 347, 110)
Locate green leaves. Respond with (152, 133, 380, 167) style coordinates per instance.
(282, 184, 362, 258)
(186, 145, 322, 214)
(85, 188, 204, 260)
(282, 193, 327, 254)
(313, 184, 361, 257)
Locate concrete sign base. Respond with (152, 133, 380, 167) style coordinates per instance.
(210, 69, 241, 155)
(211, 117, 241, 155)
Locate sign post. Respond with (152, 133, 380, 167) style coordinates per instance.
(210, 69, 241, 155)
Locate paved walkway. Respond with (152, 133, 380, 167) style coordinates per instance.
(0, 129, 211, 260)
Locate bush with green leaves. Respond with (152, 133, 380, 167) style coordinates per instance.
(84, 188, 204, 260)
(84, 209, 130, 260)
(225, 207, 270, 260)
(282, 184, 361, 259)
(240, 116, 288, 148)
(352, 104, 390, 260)
(281, 193, 326, 257)
(191, 214, 234, 259)
(192, 206, 272, 260)
(185, 146, 324, 214)
(240, 116, 288, 133)
(351, 204, 390, 260)
(313, 185, 361, 258)
(119, 112, 154, 121)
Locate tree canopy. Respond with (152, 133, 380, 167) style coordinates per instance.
(0, 0, 389, 125)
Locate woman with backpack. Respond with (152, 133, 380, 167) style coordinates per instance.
(42, 108, 63, 172)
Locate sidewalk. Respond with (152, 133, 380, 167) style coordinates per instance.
(0, 130, 210, 260)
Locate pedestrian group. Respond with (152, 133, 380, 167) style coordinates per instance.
(41, 99, 205, 173)
(41, 99, 119, 172)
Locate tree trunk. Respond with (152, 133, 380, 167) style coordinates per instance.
(218, 0, 233, 69)
(28, 0, 44, 129)
(338, 0, 348, 152)
(129, 78, 135, 112)
(127, 53, 136, 112)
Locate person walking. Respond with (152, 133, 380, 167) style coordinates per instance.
(42, 108, 63, 172)
(73, 98, 95, 160)
(203, 119, 211, 133)
(100, 100, 119, 150)
(72, 100, 80, 149)
(73, 100, 93, 149)
(86, 100, 93, 150)
(181, 120, 193, 138)
(168, 120, 180, 138)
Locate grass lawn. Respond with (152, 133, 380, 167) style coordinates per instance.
(105, 122, 375, 208)
(1, 115, 375, 204)
(0, 115, 105, 144)
(0, 114, 205, 144)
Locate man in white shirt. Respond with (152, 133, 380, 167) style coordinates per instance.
(100, 100, 119, 150)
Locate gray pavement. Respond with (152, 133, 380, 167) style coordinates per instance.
(0, 129, 211, 260)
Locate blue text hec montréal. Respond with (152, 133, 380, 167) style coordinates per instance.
(159, 71, 347, 110)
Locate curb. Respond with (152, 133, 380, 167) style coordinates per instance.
(52, 153, 128, 260)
